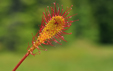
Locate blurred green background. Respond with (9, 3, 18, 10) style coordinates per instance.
(0, 0, 113, 71)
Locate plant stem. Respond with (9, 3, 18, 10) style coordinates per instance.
(12, 52, 30, 71)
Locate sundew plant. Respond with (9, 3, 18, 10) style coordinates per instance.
(12, 2, 78, 71)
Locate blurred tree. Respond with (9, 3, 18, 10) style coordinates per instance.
(3, 22, 21, 51)
(89, 0, 113, 44)
(72, 0, 113, 44)
(72, 0, 99, 42)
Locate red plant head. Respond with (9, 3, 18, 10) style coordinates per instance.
(37, 2, 78, 45)
(28, 2, 78, 55)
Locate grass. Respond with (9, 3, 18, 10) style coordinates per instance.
(0, 39, 113, 71)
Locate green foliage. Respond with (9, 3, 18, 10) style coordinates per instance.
(0, 0, 113, 52)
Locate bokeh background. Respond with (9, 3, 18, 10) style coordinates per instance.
(0, 0, 113, 71)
